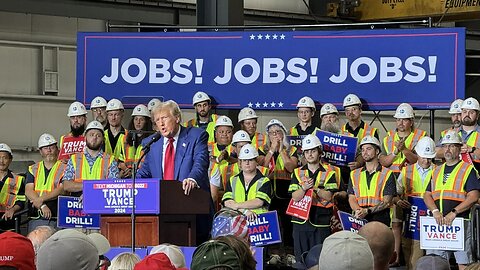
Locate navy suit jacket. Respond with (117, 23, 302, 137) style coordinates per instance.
(137, 126, 210, 191)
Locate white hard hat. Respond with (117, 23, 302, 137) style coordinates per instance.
(266, 119, 287, 133)
(131, 104, 150, 117)
(449, 99, 463, 114)
(85, 121, 104, 133)
(232, 130, 251, 145)
(238, 144, 259, 160)
(296, 96, 316, 110)
(343, 93, 362, 108)
(461, 97, 480, 111)
(414, 136, 436, 159)
(192, 91, 210, 105)
(441, 130, 463, 145)
(148, 98, 162, 111)
(320, 103, 338, 117)
(67, 101, 87, 117)
(38, 133, 57, 148)
(0, 143, 12, 155)
(359, 135, 381, 148)
(238, 107, 258, 122)
(215, 115, 233, 128)
(90, 96, 107, 109)
(302, 134, 322, 151)
(394, 103, 415, 119)
(106, 98, 124, 111)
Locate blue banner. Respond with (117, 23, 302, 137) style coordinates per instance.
(316, 130, 358, 166)
(57, 196, 101, 229)
(77, 28, 465, 110)
(82, 179, 160, 214)
(338, 211, 368, 233)
(247, 211, 282, 247)
(404, 196, 429, 240)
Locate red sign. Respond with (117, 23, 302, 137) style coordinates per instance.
(58, 136, 85, 160)
(286, 189, 313, 220)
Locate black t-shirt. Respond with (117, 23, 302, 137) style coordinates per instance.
(107, 126, 125, 153)
(26, 166, 58, 218)
(292, 123, 317, 136)
(344, 120, 380, 140)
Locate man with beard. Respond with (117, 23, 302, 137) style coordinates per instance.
(104, 98, 126, 162)
(379, 102, 426, 267)
(25, 134, 65, 232)
(238, 107, 266, 151)
(59, 101, 88, 160)
(0, 143, 26, 231)
(348, 136, 395, 227)
(290, 96, 319, 136)
(424, 130, 480, 270)
(90, 96, 108, 127)
(320, 103, 341, 134)
(63, 121, 119, 197)
(436, 98, 480, 166)
(185, 91, 217, 145)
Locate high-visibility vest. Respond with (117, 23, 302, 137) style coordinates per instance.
(29, 161, 65, 197)
(383, 129, 426, 172)
(251, 132, 266, 150)
(209, 143, 233, 187)
(289, 126, 319, 136)
(104, 129, 125, 162)
(400, 164, 433, 197)
(290, 168, 337, 208)
(124, 142, 144, 169)
(185, 114, 217, 145)
(321, 162, 342, 189)
(70, 153, 115, 182)
(223, 163, 269, 190)
(341, 122, 377, 143)
(267, 147, 297, 198)
(0, 174, 25, 212)
(222, 174, 271, 214)
(430, 161, 473, 214)
(350, 167, 393, 207)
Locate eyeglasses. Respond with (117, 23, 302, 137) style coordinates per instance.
(268, 130, 282, 136)
(92, 108, 106, 113)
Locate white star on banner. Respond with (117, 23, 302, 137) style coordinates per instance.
(265, 34, 271, 40)
(255, 102, 261, 108)
(270, 102, 276, 107)
(257, 34, 263, 40)
(263, 102, 268, 108)
(278, 102, 284, 107)
(273, 34, 278, 40)
(250, 34, 255, 40)
(280, 34, 285, 40)
(248, 102, 253, 107)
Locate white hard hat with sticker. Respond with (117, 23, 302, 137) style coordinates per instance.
(461, 97, 480, 111)
(343, 94, 362, 108)
(232, 130, 251, 144)
(0, 143, 12, 155)
(449, 99, 463, 114)
(90, 96, 107, 109)
(131, 104, 150, 117)
(320, 103, 338, 117)
(215, 116, 233, 128)
(85, 121, 104, 133)
(441, 130, 463, 145)
(266, 119, 287, 133)
(67, 101, 87, 117)
(106, 99, 124, 111)
(359, 135, 381, 148)
(301, 134, 322, 151)
(394, 103, 415, 119)
(38, 133, 57, 148)
(414, 136, 436, 159)
(238, 107, 258, 122)
(148, 98, 162, 111)
(238, 144, 259, 160)
(192, 91, 211, 105)
(296, 96, 316, 110)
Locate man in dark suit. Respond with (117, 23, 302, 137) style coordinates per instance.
(137, 100, 211, 243)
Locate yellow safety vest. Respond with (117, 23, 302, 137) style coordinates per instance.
(383, 129, 426, 172)
(400, 164, 433, 197)
(223, 163, 269, 190)
(251, 132, 266, 150)
(124, 142, 144, 169)
(430, 161, 473, 214)
(350, 167, 393, 207)
(289, 126, 319, 136)
(185, 114, 218, 145)
(341, 122, 377, 143)
(222, 173, 271, 214)
(0, 174, 25, 212)
(321, 162, 342, 190)
(209, 143, 233, 187)
(29, 161, 65, 196)
(104, 130, 125, 162)
(290, 168, 337, 208)
(70, 153, 115, 182)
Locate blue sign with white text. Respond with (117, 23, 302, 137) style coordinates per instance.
(404, 196, 429, 240)
(316, 130, 358, 166)
(247, 211, 282, 247)
(338, 211, 368, 233)
(82, 179, 160, 214)
(57, 196, 101, 229)
(77, 28, 465, 110)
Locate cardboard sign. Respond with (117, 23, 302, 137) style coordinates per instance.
(316, 131, 358, 166)
(247, 211, 282, 247)
(404, 196, 429, 240)
(82, 179, 160, 214)
(286, 189, 313, 220)
(58, 136, 85, 160)
(338, 210, 368, 233)
(420, 216, 464, 251)
(57, 196, 100, 229)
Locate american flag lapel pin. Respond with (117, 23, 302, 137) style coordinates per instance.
(182, 143, 186, 147)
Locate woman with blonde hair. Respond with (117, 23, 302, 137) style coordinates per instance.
(109, 252, 141, 270)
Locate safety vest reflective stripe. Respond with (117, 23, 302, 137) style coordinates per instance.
(124, 143, 144, 168)
(251, 133, 266, 150)
(351, 167, 392, 207)
(293, 168, 335, 208)
(431, 162, 471, 212)
(401, 164, 433, 197)
(0, 175, 24, 211)
(29, 161, 65, 196)
(230, 175, 269, 214)
(322, 162, 342, 188)
(383, 129, 426, 172)
(104, 130, 125, 161)
(272, 147, 296, 181)
(209, 144, 233, 186)
(185, 114, 217, 145)
(71, 153, 114, 182)
(341, 123, 377, 143)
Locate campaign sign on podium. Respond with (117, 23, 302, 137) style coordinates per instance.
(82, 179, 160, 214)
(57, 196, 101, 229)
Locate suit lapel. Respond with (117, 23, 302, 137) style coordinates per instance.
(156, 137, 164, 180)
(174, 127, 188, 179)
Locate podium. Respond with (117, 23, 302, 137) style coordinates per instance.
(89, 180, 210, 247)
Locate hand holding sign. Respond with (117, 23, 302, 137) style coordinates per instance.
(397, 199, 411, 209)
(444, 212, 457, 226)
(354, 208, 368, 219)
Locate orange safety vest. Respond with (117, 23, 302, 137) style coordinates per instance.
(29, 161, 65, 196)
(400, 164, 433, 197)
(350, 167, 393, 207)
(383, 129, 426, 172)
(70, 153, 115, 182)
(0, 174, 25, 212)
(292, 168, 337, 208)
(341, 122, 377, 143)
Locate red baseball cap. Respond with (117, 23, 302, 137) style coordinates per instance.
(0, 231, 36, 270)
(134, 253, 186, 270)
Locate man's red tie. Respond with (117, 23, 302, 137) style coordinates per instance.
(164, 137, 175, 180)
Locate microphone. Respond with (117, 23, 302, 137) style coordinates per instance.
(143, 132, 162, 152)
